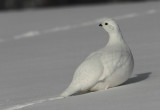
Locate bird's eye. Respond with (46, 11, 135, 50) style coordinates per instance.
(105, 23, 108, 25)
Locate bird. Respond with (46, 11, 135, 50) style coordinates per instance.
(61, 18, 134, 97)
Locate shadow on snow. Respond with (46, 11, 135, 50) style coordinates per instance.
(122, 72, 152, 85)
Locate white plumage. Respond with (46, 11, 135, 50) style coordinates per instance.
(61, 19, 134, 97)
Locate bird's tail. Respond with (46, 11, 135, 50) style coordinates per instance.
(61, 83, 81, 97)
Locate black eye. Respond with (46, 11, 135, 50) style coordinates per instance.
(105, 23, 108, 25)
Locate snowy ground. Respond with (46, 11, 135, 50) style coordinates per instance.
(0, 1, 160, 110)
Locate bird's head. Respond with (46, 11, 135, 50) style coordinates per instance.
(99, 18, 119, 33)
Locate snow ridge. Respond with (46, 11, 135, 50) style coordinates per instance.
(10, 9, 157, 40)
(3, 97, 64, 110)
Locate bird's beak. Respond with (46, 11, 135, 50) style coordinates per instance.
(99, 23, 102, 27)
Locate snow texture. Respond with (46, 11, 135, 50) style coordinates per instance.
(0, 1, 160, 110)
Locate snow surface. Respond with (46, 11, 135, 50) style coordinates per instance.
(0, 1, 160, 110)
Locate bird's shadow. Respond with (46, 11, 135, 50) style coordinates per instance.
(72, 72, 152, 96)
(121, 72, 152, 86)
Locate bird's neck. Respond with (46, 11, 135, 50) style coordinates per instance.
(106, 30, 125, 47)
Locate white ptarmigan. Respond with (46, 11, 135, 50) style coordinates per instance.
(61, 19, 134, 97)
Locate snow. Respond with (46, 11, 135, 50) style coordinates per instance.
(0, 1, 160, 110)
